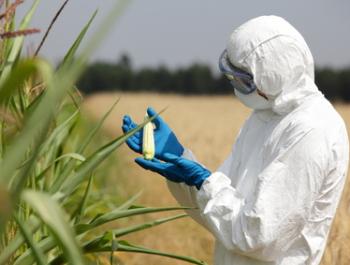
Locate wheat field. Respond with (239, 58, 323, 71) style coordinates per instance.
(83, 92, 350, 265)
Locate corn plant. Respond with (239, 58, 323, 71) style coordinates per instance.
(0, 1, 206, 264)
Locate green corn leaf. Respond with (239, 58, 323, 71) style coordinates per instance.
(0, 0, 128, 211)
(13, 229, 90, 265)
(22, 190, 85, 265)
(81, 191, 142, 218)
(73, 174, 94, 224)
(24, 90, 46, 118)
(67, 85, 83, 109)
(114, 213, 187, 238)
(13, 232, 90, 265)
(75, 206, 190, 234)
(38, 109, 79, 157)
(79, 231, 113, 256)
(115, 240, 207, 265)
(48, 97, 120, 196)
(13, 215, 47, 265)
(78, 97, 120, 154)
(47, 0, 133, 194)
(113, 191, 143, 211)
(61, 10, 98, 67)
(55, 153, 86, 163)
(0, 60, 53, 235)
(0, 121, 4, 158)
(56, 108, 165, 196)
(0, 186, 13, 258)
(54, 125, 141, 195)
(73, 0, 130, 68)
(0, 59, 50, 105)
(6, 207, 156, 265)
(13, 237, 55, 265)
(0, 0, 41, 84)
(11, 0, 132, 198)
(110, 231, 117, 265)
(0, 59, 53, 185)
(32, 152, 86, 182)
(82, 238, 207, 265)
(0, 217, 41, 265)
(53, 221, 205, 265)
(80, 214, 187, 255)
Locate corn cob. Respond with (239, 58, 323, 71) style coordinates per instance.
(142, 114, 155, 160)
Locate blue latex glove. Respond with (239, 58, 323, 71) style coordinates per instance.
(122, 107, 184, 159)
(135, 153, 211, 190)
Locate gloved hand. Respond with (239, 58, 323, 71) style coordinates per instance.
(135, 153, 211, 190)
(122, 107, 184, 159)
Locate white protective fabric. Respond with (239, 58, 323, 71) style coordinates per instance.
(167, 15, 349, 265)
(234, 89, 273, 110)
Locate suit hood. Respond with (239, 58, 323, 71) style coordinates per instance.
(227, 15, 321, 115)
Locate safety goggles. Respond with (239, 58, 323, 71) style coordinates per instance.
(218, 49, 257, 95)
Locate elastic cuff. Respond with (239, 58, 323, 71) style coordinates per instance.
(196, 172, 236, 208)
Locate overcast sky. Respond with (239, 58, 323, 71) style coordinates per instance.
(18, 0, 350, 71)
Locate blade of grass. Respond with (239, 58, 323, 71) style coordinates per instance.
(22, 190, 85, 265)
(72, 0, 130, 69)
(78, 97, 120, 153)
(0, 1, 130, 227)
(42, 5, 127, 194)
(49, 97, 120, 196)
(13, 215, 47, 265)
(2, 0, 132, 196)
(82, 190, 143, 221)
(115, 240, 207, 265)
(8, 201, 168, 265)
(67, 85, 83, 109)
(13, 236, 55, 265)
(38, 109, 79, 157)
(113, 191, 142, 211)
(75, 205, 190, 234)
(56, 108, 165, 196)
(73, 173, 93, 224)
(110, 231, 117, 265)
(113, 213, 187, 238)
(23, 89, 46, 118)
(55, 152, 86, 162)
(0, 185, 12, 251)
(0, 216, 41, 265)
(8, 192, 187, 263)
(82, 238, 207, 265)
(0, 60, 52, 234)
(0, 59, 52, 184)
(34, 0, 70, 57)
(60, 10, 97, 67)
(0, 59, 47, 104)
(0, 121, 4, 158)
(1, 1, 138, 263)
(13, 227, 87, 265)
(52, 124, 142, 194)
(0, 0, 41, 83)
(28, 152, 86, 183)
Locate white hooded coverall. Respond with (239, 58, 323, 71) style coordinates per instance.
(167, 16, 349, 265)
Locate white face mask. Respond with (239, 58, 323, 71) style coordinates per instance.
(234, 89, 273, 110)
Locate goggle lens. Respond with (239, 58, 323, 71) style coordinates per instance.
(219, 49, 257, 95)
(224, 74, 234, 81)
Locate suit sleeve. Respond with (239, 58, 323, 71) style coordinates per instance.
(167, 148, 234, 231)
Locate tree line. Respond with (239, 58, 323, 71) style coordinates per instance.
(78, 54, 350, 102)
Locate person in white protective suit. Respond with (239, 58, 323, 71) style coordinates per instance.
(122, 15, 349, 265)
